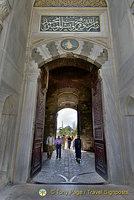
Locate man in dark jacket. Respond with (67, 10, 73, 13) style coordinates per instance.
(68, 136, 72, 149)
(73, 135, 83, 163)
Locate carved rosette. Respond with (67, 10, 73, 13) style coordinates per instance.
(0, 0, 10, 31)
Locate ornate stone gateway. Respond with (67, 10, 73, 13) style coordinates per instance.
(8, 0, 130, 186)
(29, 0, 109, 183)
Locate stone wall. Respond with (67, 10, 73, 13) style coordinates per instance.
(79, 88, 93, 151)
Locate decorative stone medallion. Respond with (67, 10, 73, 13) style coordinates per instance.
(60, 38, 80, 52)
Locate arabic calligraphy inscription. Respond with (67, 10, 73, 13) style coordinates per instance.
(40, 16, 100, 32)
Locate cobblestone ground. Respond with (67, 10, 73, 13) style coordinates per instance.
(32, 149, 106, 184)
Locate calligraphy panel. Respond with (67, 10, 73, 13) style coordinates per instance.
(34, 0, 107, 7)
(40, 16, 100, 32)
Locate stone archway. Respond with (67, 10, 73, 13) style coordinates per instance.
(29, 37, 110, 181)
(31, 38, 109, 156)
(32, 38, 108, 69)
(30, 54, 108, 180)
(13, 35, 126, 185)
(43, 63, 95, 151)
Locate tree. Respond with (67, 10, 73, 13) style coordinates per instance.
(71, 127, 77, 137)
(57, 127, 71, 136)
(57, 126, 77, 137)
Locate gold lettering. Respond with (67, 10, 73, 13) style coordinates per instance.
(40, 16, 100, 32)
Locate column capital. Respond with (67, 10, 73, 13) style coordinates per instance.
(0, 0, 10, 31)
(130, 1, 134, 15)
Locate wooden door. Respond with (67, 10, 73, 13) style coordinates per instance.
(31, 81, 45, 177)
(92, 78, 108, 180)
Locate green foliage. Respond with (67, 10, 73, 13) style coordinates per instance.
(57, 126, 77, 137)
(57, 127, 70, 136)
(72, 129, 77, 137)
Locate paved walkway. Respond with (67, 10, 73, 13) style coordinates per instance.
(32, 149, 105, 184)
(0, 150, 134, 200)
(1, 150, 134, 200)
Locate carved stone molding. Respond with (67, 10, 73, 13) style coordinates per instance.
(28, 60, 40, 82)
(130, 1, 134, 15)
(33, 40, 109, 68)
(32, 48, 44, 66)
(125, 95, 134, 115)
(127, 0, 134, 14)
(0, 0, 10, 31)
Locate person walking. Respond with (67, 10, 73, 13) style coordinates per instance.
(73, 135, 83, 163)
(55, 136, 63, 159)
(61, 135, 66, 150)
(71, 135, 74, 148)
(46, 133, 55, 159)
(68, 136, 72, 149)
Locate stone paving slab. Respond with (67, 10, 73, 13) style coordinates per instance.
(32, 150, 105, 184)
(0, 184, 134, 200)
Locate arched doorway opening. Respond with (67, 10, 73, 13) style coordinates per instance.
(57, 108, 77, 130)
(31, 56, 107, 183)
(57, 108, 77, 150)
(57, 108, 77, 135)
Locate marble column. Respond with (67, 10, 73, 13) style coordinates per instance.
(100, 51, 126, 184)
(13, 60, 40, 183)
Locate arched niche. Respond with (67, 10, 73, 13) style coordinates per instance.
(125, 96, 134, 116)
(0, 95, 16, 182)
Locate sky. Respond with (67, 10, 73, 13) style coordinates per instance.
(57, 108, 77, 129)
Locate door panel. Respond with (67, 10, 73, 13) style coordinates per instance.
(31, 81, 45, 177)
(92, 78, 107, 180)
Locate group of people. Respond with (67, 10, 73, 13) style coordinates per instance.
(46, 134, 62, 159)
(46, 134, 83, 163)
(61, 135, 74, 150)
